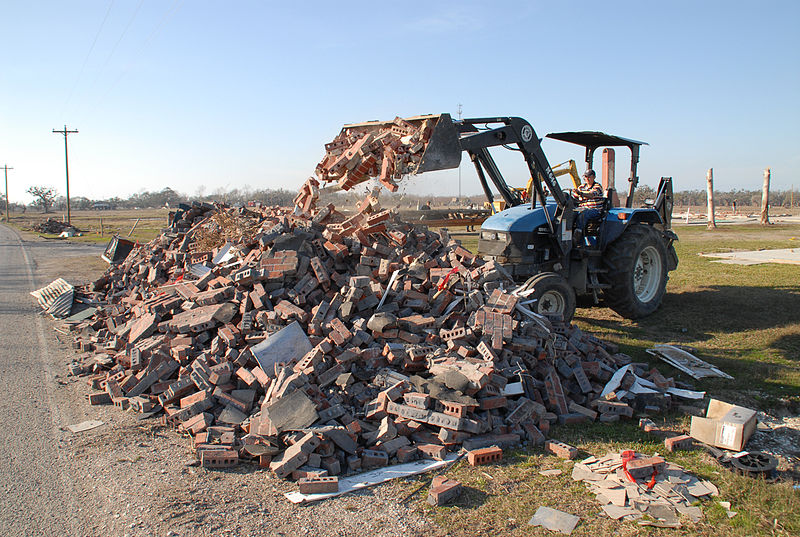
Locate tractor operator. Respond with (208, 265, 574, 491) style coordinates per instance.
(571, 169, 604, 243)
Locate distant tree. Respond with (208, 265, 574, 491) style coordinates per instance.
(70, 196, 93, 210)
(27, 186, 58, 213)
(632, 184, 657, 206)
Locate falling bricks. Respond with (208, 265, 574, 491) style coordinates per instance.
(61, 185, 692, 491)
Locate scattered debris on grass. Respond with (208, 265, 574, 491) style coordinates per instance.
(528, 505, 580, 535)
(31, 218, 82, 235)
(573, 451, 719, 527)
(647, 344, 733, 380)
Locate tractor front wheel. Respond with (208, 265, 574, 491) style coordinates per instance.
(602, 224, 668, 318)
(527, 272, 576, 323)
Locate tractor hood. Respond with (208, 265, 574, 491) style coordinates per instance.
(480, 201, 559, 233)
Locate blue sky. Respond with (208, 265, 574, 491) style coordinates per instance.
(2, 1, 798, 203)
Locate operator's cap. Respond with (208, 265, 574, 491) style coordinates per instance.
(583, 169, 596, 178)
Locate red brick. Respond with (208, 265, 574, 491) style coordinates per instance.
(297, 476, 339, 494)
(200, 449, 238, 468)
(664, 435, 694, 452)
(545, 440, 578, 459)
(467, 446, 503, 466)
(427, 477, 462, 506)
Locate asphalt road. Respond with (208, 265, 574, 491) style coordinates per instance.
(0, 224, 85, 536)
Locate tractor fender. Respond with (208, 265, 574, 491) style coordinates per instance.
(602, 209, 662, 247)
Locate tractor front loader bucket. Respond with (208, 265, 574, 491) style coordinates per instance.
(340, 113, 462, 175)
(415, 113, 462, 173)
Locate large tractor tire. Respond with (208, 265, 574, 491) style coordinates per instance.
(527, 272, 576, 323)
(602, 224, 669, 319)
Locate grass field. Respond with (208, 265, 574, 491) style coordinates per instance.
(4, 208, 170, 244)
(438, 222, 799, 536)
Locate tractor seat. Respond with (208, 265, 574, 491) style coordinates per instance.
(583, 190, 616, 237)
(585, 215, 603, 236)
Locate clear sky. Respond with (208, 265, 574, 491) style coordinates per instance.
(2, 1, 799, 204)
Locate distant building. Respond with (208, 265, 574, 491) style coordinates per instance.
(92, 201, 113, 210)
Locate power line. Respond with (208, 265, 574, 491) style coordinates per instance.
(52, 126, 79, 225)
(61, 0, 116, 117)
(79, 0, 145, 116)
(96, 0, 184, 108)
(82, 0, 184, 121)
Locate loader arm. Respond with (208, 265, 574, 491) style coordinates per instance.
(456, 117, 569, 210)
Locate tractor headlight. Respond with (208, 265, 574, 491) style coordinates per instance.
(481, 231, 508, 242)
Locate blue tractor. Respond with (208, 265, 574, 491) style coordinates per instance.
(406, 114, 678, 322)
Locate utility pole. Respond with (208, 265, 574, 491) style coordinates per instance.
(457, 103, 463, 203)
(53, 125, 78, 224)
(761, 167, 771, 225)
(2, 164, 12, 223)
(706, 168, 716, 229)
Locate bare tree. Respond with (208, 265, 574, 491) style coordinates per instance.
(27, 186, 58, 213)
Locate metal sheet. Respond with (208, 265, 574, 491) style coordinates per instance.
(250, 321, 312, 373)
(284, 454, 457, 503)
(188, 263, 213, 277)
(30, 278, 74, 317)
(647, 345, 733, 380)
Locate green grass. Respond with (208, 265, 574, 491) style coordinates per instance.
(428, 222, 800, 536)
(578, 223, 800, 410)
(4, 208, 168, 244)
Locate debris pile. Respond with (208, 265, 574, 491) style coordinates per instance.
(572, 451, 720, 528)
(32, 218, 81, 234)
(315, 116, 438, 192)
(62, 193, 695, 485)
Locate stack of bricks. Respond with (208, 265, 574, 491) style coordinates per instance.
(61, 187, 684, 485)
(315, 116, 437, 192)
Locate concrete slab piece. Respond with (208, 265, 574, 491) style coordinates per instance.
(539, 469, 563, 477)
(528, 506, 580, 535)
(250, 321, 312, 373)
(262, 388, 318, 432)
(602, 504, 640, 520)
(66, 420, 103, 433)
(701, 248, 800, 265)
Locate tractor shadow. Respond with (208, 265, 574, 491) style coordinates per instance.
(576, 284, 800, 396)
(579, 284, 800, 343)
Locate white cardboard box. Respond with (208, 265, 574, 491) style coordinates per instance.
(690, 399, 756, 451)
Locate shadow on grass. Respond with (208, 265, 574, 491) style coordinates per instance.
(580, 284, 800, 345)
(773, 332, 800, 360)
(658, 284, 800, 334)
(453, 485, 489, 509)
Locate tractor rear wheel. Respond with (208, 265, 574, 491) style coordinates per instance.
(602, 224, 668, 318)
(527, 272, 576, 323)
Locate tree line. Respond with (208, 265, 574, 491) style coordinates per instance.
(13, 184, 799, 214)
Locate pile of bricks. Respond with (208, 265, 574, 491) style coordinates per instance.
(64, 192, 680, 486)
(571, 451, 719, 527)
(315, 116, 436, 192)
